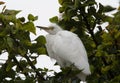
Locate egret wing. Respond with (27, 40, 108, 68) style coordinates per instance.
(54, 31, 88, 61)
(46, 34, 66, 66)
(46, 31, 91, 74)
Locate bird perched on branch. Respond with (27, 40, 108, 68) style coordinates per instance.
(37, 24, 91, 82)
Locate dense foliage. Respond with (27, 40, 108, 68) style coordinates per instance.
(0, 0, 120, 83)
(50, 0, 120, 83)
(0, 1, 47, 83)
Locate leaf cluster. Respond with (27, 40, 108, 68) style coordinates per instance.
(0, 3, 47, 83)
(50, 0, 120, 83)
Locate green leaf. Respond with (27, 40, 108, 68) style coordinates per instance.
(0, 13, 16, 23)
(4, 15, 16, 22)
(23, 68, 33, 73)
(103, 6, 116, 12)
(103, 16, 112, 22)
(88, 6, 96, 15)
(19, 60, 27, 68)
(101, 66, 111, 74)
(28, 14, 38, 21)
(17, 47, 26, 56)
(28, 14, 34, 21)
(0, 29, 8, 37)
(58, 0, 71, 6)
(0, 38, 5, 51)
(32, 59, 37, 65)
(85, 0, 96, 6)
(66, 9, 76, 20)
(49, 16, 58, 23)
(23, 22, 36, 34)
(35, 35, 46, 45)
(115, 32, 120, 39)
(37, 47, 46, 55)
(21, 40, 32, 47)
(6, 62, 15, 72)
(18, 17, 25, 22)
(6, 37, 14, 49)
(34, 16, 38, 21)
(74, 0, 80, 8)
(4, 9, 21, 15)
(6, 69, 16, 79)
(59, 7, 65, 13)
(58, 0, 64, 5)
(98, 3, 104, 14)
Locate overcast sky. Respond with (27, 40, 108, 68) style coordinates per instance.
(0, 0, 119, 72)
(2, 0, 119, 26)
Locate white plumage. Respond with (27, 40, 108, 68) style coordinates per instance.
(37, 24, 91, 81)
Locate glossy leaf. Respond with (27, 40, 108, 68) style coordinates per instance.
(23, 22, 36, 34)
(28, 14, 38, 21)
(35, 35, 46, 45)
(37, 47, 46, 55)
(49, 16, 58, 23)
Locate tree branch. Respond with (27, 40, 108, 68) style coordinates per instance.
(13, 57, 29, 76)
(80, 11, 98, 47)
(24, 55, 45, 82)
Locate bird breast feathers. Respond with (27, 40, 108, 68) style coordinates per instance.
(46, 31, 88, 62)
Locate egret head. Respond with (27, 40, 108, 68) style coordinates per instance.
(36, 24, 62, 35)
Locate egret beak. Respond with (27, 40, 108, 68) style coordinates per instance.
(36, 26, 53, 30)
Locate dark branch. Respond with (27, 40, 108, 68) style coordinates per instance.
(80, 10, 98, 47)
(24, 55, 45, 82)
(13, 57, 29, 76)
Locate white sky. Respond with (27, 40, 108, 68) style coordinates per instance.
(4, 0, 59, 26)
(0, 0, 119, 73)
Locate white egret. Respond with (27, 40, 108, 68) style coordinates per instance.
(37, 24, 91, 82)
